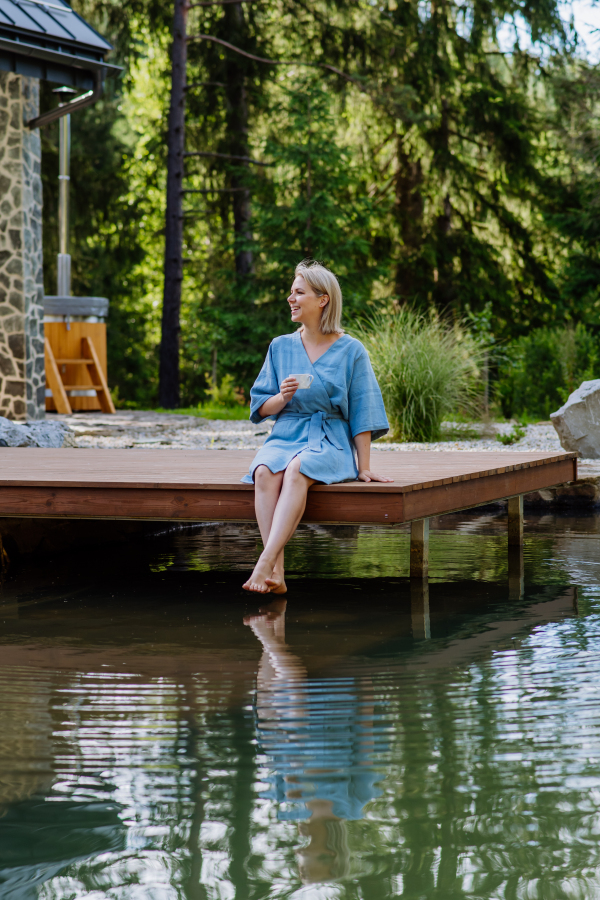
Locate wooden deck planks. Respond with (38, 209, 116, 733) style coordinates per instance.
(0, 448, 577, 525)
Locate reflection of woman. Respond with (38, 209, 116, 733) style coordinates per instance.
(245, 600, 384, 884)
(241, 260, 391, 594)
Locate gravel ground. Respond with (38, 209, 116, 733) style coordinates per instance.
(55, 411, 571, 456)
(373, 421, 565, 454)
(55, 411, 272, 450)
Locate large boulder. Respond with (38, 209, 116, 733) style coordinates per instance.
(0, 416, 76, 448)
(551, 380, 600, 458)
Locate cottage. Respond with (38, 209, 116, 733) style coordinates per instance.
(0, 0, 116, 420)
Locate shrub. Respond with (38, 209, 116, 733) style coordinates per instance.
(204, 373, 246, 408)
(495, 324, 599, 421)
(352, 310, 487, 442)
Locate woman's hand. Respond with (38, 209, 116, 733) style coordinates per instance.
(280, 377, 299, 404)
(358, 469, 394, 483)
(256, 378, 299, 419)
(354, 431, 394, 483)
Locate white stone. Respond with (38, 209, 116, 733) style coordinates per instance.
(551, 380, 600, 458)
(0, 415, 76, 448)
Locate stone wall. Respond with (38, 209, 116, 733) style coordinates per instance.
(0, 72, 44, 420)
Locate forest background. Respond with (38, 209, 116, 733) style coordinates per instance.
(40, 0, 600, 422)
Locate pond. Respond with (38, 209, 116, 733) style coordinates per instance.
(1, 509, 600, 899)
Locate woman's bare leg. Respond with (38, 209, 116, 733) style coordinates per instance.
(245, 465, 286, 594)
(244, 456, 314, 593)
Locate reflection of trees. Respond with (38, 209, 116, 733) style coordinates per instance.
(13, 582, 600, 900)
(355, 614, 600, 900)
(157, 521, 572, 587)
(0, 675, 54, 810)
(0, 670, 125, 900)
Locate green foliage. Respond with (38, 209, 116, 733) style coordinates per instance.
(40, 0, 600, 410)
(178, 77, 383, 404)
(495, 324, 599, 420)
(253, 79, 382, 318)
(352, 310, 488, 442)
(497, 424, 527, 445)
(40, 12, 169, 408)
(204, 374, 245, 408)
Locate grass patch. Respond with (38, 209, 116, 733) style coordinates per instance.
(440, 424, 482, 441)
(497, 424, 527, 445)
(154, 405, 251, 420)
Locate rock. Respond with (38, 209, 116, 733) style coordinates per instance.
(551, 380, 600, 458)
(0, 416, 76, 448)
(524, 480, 600, 507)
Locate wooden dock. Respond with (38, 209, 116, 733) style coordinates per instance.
(0, 448, 576, 582)
(0, 448, 576, 524)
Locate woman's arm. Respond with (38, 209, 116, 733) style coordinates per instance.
(257, 376, 299, 418)
(354, 431, 394, 483)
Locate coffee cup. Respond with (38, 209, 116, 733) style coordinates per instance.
(290, 374, 314, 389)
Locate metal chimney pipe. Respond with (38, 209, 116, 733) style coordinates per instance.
(53, 86, 76, 297)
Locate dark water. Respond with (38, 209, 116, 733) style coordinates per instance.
(2, 510, 600, 899)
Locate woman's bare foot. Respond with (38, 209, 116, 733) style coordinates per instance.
(266, 578, 287, 595)
(266, 565, 287, 595)
(243, 554, 276, 593)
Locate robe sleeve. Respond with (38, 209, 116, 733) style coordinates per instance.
(348, 346, 389, 441)
(249, 342, 280, 424)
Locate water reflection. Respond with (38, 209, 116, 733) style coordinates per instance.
(0, 668, 125, 900)
(0, 512, 599, 897)
(246, 599, 384, 883)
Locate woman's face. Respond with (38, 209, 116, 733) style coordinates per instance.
(287, 275, 328, 326)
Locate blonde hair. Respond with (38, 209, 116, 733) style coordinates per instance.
(295, 260, 343, 334)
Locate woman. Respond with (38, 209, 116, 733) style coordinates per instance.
(242, 260, 393, 594)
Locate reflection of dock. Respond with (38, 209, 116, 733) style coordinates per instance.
(0, 582, 577, 681)
(0, 448, 576, 575)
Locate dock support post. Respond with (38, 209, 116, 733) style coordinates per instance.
(410, 518, 429, 578)
(507, 495, 524, 546)
(508, 547, 524, 600)
(411, 579, 431, 640)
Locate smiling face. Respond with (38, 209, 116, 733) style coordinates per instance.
(287, 275, 329, 328)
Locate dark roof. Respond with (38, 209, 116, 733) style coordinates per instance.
(0, 0, 118, 90)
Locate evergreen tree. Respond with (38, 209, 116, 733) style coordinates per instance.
(327, 0, 572, 335)
(179, 78, 381, 402)
(39, 0, 600, 408)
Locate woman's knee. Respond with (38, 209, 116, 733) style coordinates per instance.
(255, 465, 283, 488)
(284, 456, 309, 484)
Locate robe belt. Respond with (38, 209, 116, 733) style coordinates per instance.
(278, 409, 345, 452)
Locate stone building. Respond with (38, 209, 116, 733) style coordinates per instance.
(0, 0, 116, 419)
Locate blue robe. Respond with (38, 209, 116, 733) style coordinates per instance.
(241, 332, 389, 484)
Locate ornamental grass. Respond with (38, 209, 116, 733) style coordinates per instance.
(352, 309, 487, 443)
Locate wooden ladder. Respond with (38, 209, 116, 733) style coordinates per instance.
(45, 335, 116, 415)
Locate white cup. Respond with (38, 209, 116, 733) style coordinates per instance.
(290, 373, 314, 389)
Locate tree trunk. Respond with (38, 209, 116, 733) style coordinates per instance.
(159, 0, 189, 408)
(434, 100, 454, 313)
(395, 136, 423, 301)
(223, 2, 253, 276)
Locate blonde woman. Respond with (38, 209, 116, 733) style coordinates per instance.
(242, 261, 392, 594)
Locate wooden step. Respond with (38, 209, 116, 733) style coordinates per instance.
(55, 358, 94, 365)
